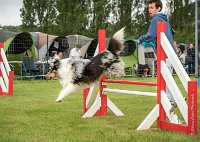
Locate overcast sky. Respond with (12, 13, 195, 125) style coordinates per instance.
(0, 0, 23, 26)
(0, 0, 168, 26)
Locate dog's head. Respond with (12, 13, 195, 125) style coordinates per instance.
(100, 51, 125, 78)
(46, 59, 60, 80)
(103, 60, 125, 78)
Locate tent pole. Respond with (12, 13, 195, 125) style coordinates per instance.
(195, 0, 198, 76)
(46, 35, 49, 74)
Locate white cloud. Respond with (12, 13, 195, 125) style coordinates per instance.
(0, 0, 23, 26)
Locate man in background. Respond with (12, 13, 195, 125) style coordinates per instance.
(69, 44, 82, 59)
(187, 43, 195, 74)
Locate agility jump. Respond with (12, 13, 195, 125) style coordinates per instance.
(82, 22, 198, 135)
(0, 43, 14, 96)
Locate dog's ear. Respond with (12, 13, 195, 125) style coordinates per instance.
(52, 59, 60, 70)
(107, 27, 125, 55)
(54, 59, 60, 68)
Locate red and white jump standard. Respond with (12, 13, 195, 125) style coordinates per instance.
(82, 22, 198, 135)
(0, 43, 14, 96)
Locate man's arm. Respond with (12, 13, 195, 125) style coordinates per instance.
(138, 17, 157, 43)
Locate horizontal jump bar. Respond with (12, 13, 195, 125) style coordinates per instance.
(103, 88, 157, 97)
(102, 79, 157, 86)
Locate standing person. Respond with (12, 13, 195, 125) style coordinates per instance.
(174, 41, 181, 57)
(179, 49, 189, 73)
(138, 0, 176, 105)
(69, 44, 82, 59)
(187, 43, 195, 74)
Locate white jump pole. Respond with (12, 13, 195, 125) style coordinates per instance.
(103, 88, 157, 97)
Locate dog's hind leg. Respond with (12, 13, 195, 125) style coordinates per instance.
(55, 84, 78, 102)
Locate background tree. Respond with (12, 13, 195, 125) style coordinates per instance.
(114, 0, 133, 37)
(168, 0, 198, 44)
(13, 0, 199, 47)
(20, 0, 57, 33)
(55, 0, 88, 36)
(20, 0, 37, 31)
(131, 0, 150, 38)
(86, 0, 112, 37)
(34, 0, 57, 33)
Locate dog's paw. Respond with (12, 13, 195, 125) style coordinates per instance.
(55, 100, 62, 103)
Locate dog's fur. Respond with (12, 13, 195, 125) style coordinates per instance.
(46, 28, 125, 102)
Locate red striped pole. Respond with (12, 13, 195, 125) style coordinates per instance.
(157, 22, 167, 128)
(83, 88, 90, 113)
(0, 43, 14, 96)
(0, 43, 3, 93)
(98, 30, 107, 116)
(188, 81, 198, 135)
(103, 79, 157, 86)
(98, 30, 106, 53)
(83, 30, 108, 115)
(7, 71, 14, 96)
(99, 76, 107, 115)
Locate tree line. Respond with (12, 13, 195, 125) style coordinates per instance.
(1, 0, 200, 45)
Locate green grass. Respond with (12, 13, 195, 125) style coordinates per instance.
(121, 53, 138, 67)
(0, 77, 199, 142)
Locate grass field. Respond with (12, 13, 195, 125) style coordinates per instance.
(0, 76, 199, 142)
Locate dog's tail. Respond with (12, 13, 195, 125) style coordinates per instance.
(107, 27, 125, 55)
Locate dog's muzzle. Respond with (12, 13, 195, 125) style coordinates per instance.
(104, 71, 125, 78)
(46, 71, 57, 80)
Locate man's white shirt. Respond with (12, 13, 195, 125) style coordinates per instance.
(69, 48, 81, 59)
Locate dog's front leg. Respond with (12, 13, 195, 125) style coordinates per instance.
(58, 88, 65, 96)
(56, 84, 77, 102)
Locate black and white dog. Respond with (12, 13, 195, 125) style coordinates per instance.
(46, 28, 125, 102)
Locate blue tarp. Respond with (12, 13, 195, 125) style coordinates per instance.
(132, 39, 155, 48)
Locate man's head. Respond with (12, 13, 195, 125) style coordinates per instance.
(147, 0, 163, 17)
(75, 44, 81, 50)
(189, 43, 194, 49)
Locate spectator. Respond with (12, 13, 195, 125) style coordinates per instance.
(142, 64, 150, 77)
(174, 41, 177, 49)
(134, 64, 150, 77)
(69, 44, 81, 59)
(174, 41, 181, 57)
(179, 49, 188, 73)
(187, 43, 195, 74)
